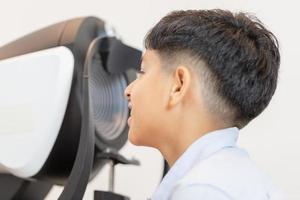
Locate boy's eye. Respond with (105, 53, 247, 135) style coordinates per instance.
(136, 70, 145, 78)
(137, 70, 145, 74)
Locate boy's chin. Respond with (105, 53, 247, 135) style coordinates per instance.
(128, 131, 140, 145)
(128, 131, 148, 146)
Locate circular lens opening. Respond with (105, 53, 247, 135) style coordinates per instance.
(89, 55, 128, 141)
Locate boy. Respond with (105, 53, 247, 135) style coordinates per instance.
(124, 9, 283, 200)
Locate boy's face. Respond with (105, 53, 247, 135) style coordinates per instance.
(124, 50, 171, 147)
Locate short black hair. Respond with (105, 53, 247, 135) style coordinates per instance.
(145, 9, 280, 128)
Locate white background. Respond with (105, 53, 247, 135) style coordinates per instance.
(0, 0, 299, 199)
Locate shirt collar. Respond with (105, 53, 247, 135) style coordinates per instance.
(151, 127, 239, 200)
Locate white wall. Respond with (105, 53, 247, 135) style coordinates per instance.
(0, 0, 299, 199)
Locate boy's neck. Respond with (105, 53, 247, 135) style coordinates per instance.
(160, 121, 230, 167)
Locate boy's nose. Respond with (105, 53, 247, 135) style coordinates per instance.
(124, 83, 132, 101)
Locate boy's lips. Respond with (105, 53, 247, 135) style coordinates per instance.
(127, 116, 132, 126)
(128, 103, 132, 110)
(128, 103, 132, 126)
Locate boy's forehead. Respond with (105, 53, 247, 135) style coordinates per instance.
(141, 50, 149, 63)
(141, 52, 146, 63)
(141, 50, 160, 65)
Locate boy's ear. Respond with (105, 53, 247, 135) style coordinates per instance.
(168, 66, 191, 108)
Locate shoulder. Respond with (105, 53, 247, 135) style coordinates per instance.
(171, 183, 234, 200)
(172, 147, 282, 200)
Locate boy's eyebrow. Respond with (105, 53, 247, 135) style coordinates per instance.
(140, 55, 148, 69)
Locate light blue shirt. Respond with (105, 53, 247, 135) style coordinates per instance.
(151, 127, 284, 200)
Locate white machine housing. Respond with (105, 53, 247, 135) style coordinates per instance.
(0, 47, 74, 178)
